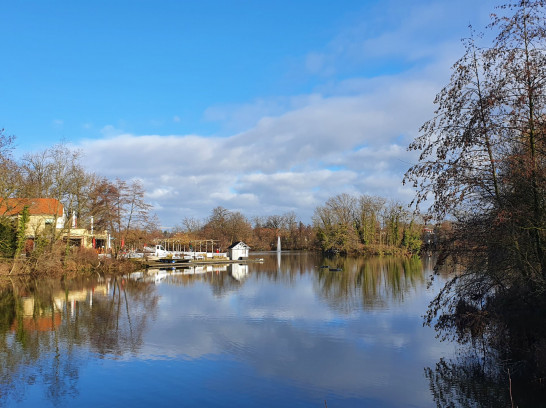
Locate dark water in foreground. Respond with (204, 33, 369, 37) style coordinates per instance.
(0, 253, 512, 407)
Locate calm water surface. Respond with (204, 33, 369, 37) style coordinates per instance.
(1, 253, 466, 407)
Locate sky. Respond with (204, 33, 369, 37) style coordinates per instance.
(0, 0, 498, 228)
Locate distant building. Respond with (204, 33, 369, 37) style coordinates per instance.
(227, 241, 250, 260)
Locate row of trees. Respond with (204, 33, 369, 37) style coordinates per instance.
(166, 194, 427, 256)
(312, 193, 423, 255)
(170, 208, 315, 252)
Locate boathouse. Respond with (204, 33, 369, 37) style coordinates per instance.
(227, 241, 250, 260)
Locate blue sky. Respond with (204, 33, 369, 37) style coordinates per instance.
(0, 0, 497, 227)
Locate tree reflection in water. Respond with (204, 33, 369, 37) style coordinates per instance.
(425, 338, 546, 406)
(250, 252, 545, 406)
(424, 263, 546, 407)
(249, 252, 428, 314)
(134, 255, 427, 314)
(315, 256, 426, 313)
(425, 346, 509, 408)
(0, 275, 158, 405)
(3, 254, 544, 406)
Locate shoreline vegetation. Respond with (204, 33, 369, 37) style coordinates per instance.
(0, 247, 139, 278)
(404, 1, 546, 402)
(0, 243, 425, 279)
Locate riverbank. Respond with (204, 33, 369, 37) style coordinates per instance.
(0, 249, 267, 279)
(0, 247, 140, 278)
(0, 244, 419, 279)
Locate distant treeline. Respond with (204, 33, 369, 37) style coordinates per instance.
(166, 193, 430, 256)
(168, 207, 315, 252)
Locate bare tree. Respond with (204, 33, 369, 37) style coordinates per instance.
(181, 216, 203, 234)
(0, 129, 21, 216)
(89, 178, 155, 256)
(202, 207, 252, 249)
(313, 193, 360, 253)
(406, 1, 546, 381)
(19, 144, 89, 246)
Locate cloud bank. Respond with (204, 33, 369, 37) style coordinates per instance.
(79, 74, 436, 227)
(77, 1, 495, 228)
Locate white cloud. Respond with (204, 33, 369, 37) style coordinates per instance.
(298, 0, 495, 78)
(79, 75, 432, 227)
(76, 1, 493, 227)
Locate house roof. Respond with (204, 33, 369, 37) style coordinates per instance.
(0, 198, 64, 217)
(227, 241, 250, 249)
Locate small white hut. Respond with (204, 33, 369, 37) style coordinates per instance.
(227, 241, 250, 260)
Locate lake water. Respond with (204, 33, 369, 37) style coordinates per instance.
(0, 252, 493, 407)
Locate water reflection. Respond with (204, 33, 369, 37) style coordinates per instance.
(0, 253, 498, 407)
(0, 276, 158, 406)
(425, 352, 510, 408)
(425, 343, 546, 407)
(131, 263, 249, 285)
(315, 256, 425, 313)
(251, 252, 427, 313)
(128, 264, 250, 299)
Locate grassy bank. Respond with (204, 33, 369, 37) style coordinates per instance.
(0, 245, 139, 278)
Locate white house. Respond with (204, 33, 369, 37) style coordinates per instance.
(227, 241, 250, 260)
